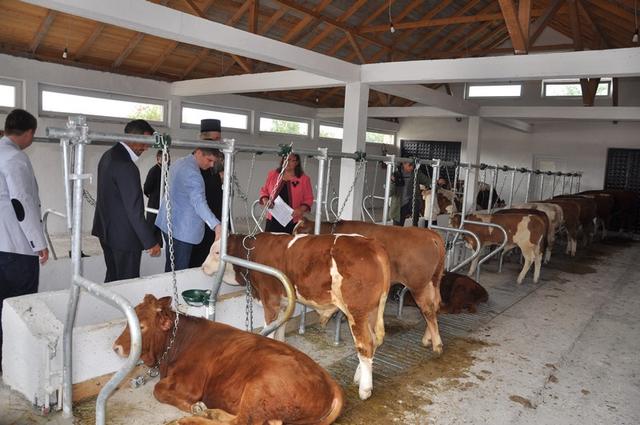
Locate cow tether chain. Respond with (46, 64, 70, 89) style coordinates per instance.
(241, 145, 292, 331)
(410, 159, 419, 225)
(149, 136, 180, 378)
(331, 153, 366, 233)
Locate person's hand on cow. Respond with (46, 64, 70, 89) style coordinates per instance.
(292, 206, 308, 221)
(214, 224, 222, 242)
(147, 243, 161, 257)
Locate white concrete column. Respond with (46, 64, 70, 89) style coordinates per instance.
(463, 116, 482, 213)
(337, 82, 369, 220)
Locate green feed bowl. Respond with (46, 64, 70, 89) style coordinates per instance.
(182, 289, 211, 307)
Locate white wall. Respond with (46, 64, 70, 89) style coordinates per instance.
(0, 54, 398, 235)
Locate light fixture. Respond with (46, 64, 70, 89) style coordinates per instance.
(388, 1, 395, 34)
(62, 47, 68, 59)
(634, 0, 639, 43)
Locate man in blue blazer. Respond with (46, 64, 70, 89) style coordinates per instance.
(92, 120, 161, 282)
(156, 141, 221, 271)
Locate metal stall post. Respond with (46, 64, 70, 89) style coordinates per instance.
(381, 154, 395, 225)
(576, 173, 582, 193)
(562, 174, 567, 194)
(487, 165, 497, 213)
(569, 173, 575, 194)
(551, 173, 557, 197)
(507, 168, 516, 208)
(60, 136, 73, 231)
(324, 157, 334, 221)
(525, 170, 532, 202)
(538, 171, 545, 201)
(298, 147, 328, 335)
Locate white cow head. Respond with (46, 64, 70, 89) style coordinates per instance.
(202, 239, 221, 276)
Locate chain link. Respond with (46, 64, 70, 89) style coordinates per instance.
(240, 145, 292, 331)
(82, 189, 96, 207)
(149, 138, 179, 377)
(410, 160, 419, 226)
(331, 158, 366, 233)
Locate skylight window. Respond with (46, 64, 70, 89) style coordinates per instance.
(542, 79, 611, 97)
(467, 84, 522, 98)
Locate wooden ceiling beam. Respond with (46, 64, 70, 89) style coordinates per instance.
(281, 0, 331, 44)
(345, 32, 366, 64)
(260, 7, 287, 34)
(577, 0, 608, 48)
(30, 10, 57, 53)
(580, 77, 601, 106)
(148, 40, 178, 74)
(112, 32, 144, 68)
(360, 10, 545, 33)
(409, 0, 481, 53)
(181, 48, 209, 79)
(518, 0, 531, 48)
(248, 0, 259, 33)
(498, 0, 527, 53)
(567, 0, 584, 51)
(529, 0, 565, 46)
(74, 23, 105, 60)
(585, 0, 635, 25)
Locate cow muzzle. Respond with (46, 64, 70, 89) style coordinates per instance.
(113, 344, 126, 358)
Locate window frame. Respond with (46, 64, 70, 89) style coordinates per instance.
(180, 101, 251, 133)
(465, 82, 523, 99)
(365, 129, 396, 145)
(38, 83, 168, 126)
(541, 78, 612, 98)
(257, 113, 312, 138)
(0, 77, 23, 112)
(318, 122, 344, 141)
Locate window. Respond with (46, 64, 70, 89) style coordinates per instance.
(0, 78, 21, 111)
(542, 79, 611, 97)
(259, 115, 310, 137)
(319, 123, 343, 140)
(181, 103, 249, 131)
(366, 131, 395, 145)
(467, 83, 522, 98)
(39, 84, 166, 124)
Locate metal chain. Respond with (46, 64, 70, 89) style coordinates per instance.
(149, 138, 179, 377)
(241, 145, 292, 331)
(370, 161, 379, 220)
(82, 189, 96, 207)
(332, 158, 366, 233)
(410, 160, 419, 225)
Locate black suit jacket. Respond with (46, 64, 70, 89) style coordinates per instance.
(143, 163, 161, 210)
(92, 143, 156, 251)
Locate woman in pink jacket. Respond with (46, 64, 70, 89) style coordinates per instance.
(259, 153, 314, 233)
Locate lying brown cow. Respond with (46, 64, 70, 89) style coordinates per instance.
(203, 233, 390, 400)
(294, 219, 446, 354)
(439, 272, 489, 314)
(451, 212, 546, 284)
(113, 295, 344, 424)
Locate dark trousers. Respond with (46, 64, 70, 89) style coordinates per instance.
(265, 218, 296, 234)
(100, 240, 142, 283)
(162, 232, 194, 272)
(146, 212, 163, 247)
(393, 202, 424, 227)
(0, 251, 40, 369)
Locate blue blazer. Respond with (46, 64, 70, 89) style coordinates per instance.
(156, 155, 220, 244)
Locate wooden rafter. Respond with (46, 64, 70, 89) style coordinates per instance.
(529, 0, 565, 46)
(498, 0, 527, 54)
(586, 0, 635, 25)
(281, 0, 331, 44)
(408, 0, 480, 53)
(260, 6, 287, 34)
(249, 0, 259, 33)
(30, 10, 56, 53)
(74, 23, 105, 60)
(567, 0, 584, 51)
(181, 48, 209, 79)
(580, 78, 601, 106)
(148, 41, 178, 74)
(577, 0, 608, 48)
(113, 33, 144, 68)
(345, 32, 366, 64)
(518, 0, 531, 48)
(359, 10, 545, 33)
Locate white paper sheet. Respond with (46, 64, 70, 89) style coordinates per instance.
(269, 196, 294, 227)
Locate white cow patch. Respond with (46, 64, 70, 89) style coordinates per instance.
(356, 353, 373, 400)
(287, 234, 308, 249)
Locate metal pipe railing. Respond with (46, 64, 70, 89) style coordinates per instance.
(42, 209, 66, 260)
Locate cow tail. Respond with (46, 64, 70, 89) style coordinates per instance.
(316, 380, 345, 425)
(374, 247, 391, 348)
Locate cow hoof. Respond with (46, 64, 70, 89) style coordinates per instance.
(358, 387, 372, 400)
(421, 336, 432, 347)
(353, 365, 362, 385)
(433, 344, 443, 356)
(191, 401, 207, 415)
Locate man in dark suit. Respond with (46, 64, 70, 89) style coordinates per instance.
(189, 119, 224, 268)
(143, 150, 167, 246)
(92, 120, 161, 282)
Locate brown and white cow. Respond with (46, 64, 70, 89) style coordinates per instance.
(438, 272, 489, 314)
(422, 188, 459, 221)
(293, 219, 446, 354)
(540, 199, 580, 256)
(576, 191, 615, 238)
(495, 208, 550, 263)
(202, 233, 390, 400)
(113, 294, 344, 424)
(553, 195, 598, 243)
(511, 202, 564, 262)
(450, 212, 546, 284)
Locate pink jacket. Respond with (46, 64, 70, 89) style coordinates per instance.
(259, 169, 314, 223)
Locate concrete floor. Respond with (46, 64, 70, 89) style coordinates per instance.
(2, 236, 639, 424)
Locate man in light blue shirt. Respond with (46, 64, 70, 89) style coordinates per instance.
(156, 146, 221, 271)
